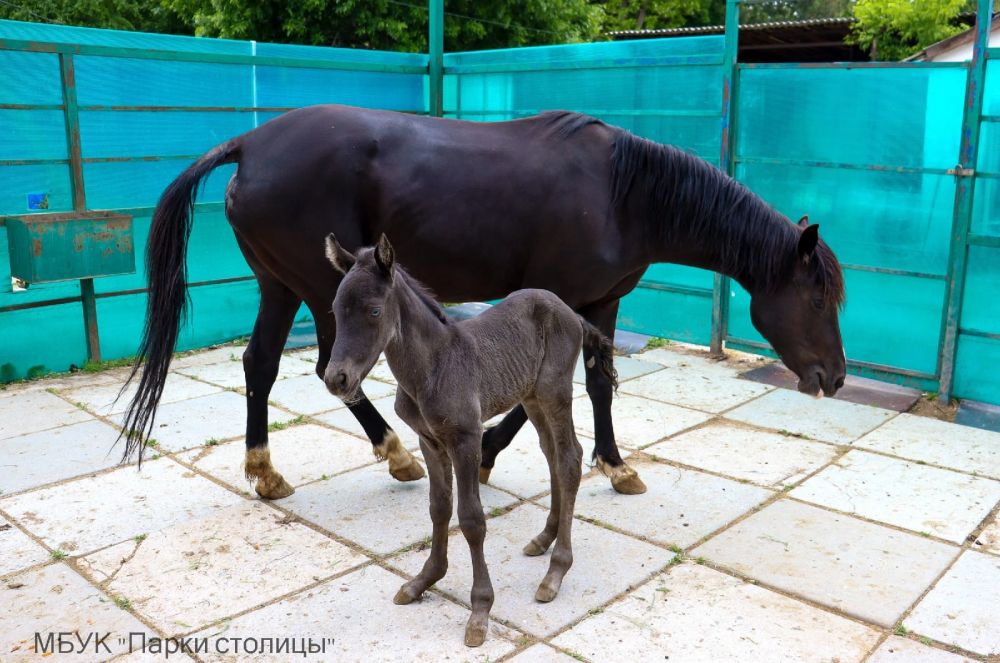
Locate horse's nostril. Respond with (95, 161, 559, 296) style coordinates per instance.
(835, 376, 845, 390)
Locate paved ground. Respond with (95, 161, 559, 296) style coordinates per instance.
(1, 341, 999, 662)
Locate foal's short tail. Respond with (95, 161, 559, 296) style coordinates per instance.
(116, 140, 241, 464)
(579, 318, 619, 391)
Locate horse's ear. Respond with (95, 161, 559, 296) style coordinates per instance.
(325, 233, 355, 274)
(798, 223, 819, 259)
(798, 215, 810, 228)
(375, 233, 395, 276)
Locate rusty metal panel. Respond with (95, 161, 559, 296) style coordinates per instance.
(6, 210, 134, 283)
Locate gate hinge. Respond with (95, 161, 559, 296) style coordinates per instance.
(947, 165, 975, 177)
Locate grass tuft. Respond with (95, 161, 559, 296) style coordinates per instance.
(268, 415, 307, 433)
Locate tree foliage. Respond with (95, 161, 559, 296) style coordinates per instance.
(740, 0, 854, 23)
(0, 0, 187, 33)
(848, 0, 967, 60)
(599, 0, 723, 32)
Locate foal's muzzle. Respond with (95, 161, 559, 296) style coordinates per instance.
(323, 364, 361, 402)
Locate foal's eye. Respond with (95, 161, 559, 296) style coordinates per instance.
(370, 307, 381, 318)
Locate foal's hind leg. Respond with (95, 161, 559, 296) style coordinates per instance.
(242, 276, 301, 499)
(521, 405, 560, 557)
(394, 437, 452, 604)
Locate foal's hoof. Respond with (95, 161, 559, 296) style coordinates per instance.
(523, 538, 550, 557)
(597, 458, 647, 495)
(393, 583, 422, 605)
(464, 618, 488, 648)
(534, 581, 560, 603)
(478, 467, 492, 485)
(254, 474, 295, 500)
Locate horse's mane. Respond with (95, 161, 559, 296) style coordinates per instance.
(609, 128, 845, 307)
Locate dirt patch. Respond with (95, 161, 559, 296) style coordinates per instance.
(907, 394, 958, 423)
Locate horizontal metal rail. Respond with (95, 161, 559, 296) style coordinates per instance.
(0, 275, 256, 314)
(736, 155, 954, 176)
(447, 108, 722, 118)
(0, 38, 427, 74)
(443, 53, 723, 75)
(967, 233, 1000, 248)
(635, 280, 713, 298)
(840, 263, 946, 280)
(738, 61, 968, 70)
(0, 201, 226, 227)
(959, 327, 1000, 341)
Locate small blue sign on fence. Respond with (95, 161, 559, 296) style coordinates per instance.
(26, 192, 49, 211)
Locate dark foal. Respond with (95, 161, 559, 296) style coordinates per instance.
(323, 234, 617, 647)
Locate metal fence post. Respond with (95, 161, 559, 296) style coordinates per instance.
(938, 0, 991, 402)
(428, 0, 444, 117)
(59, 51, 102, 363)
(711, 0, 740, 356)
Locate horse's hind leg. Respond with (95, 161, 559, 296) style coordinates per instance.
(580, 300, 646, 495)
(394, 437, 452, 604)
(527, 401, 582, 603)
(312, 312, 424, 482)
(242, 275, 301, 499)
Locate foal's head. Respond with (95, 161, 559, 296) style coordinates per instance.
(749, 219, 846, 398)
(322, 233, 400, 401)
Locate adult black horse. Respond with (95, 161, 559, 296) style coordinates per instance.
(121, 105, 846, 498)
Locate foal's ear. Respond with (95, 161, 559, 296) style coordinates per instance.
(798, 223, 820, 259)
(798, 215, 810, 228)
(325, 233, 355, 274)
(374, 233, 395, 276)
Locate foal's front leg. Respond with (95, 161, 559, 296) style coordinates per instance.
(394, 437, 452, 604)
(453, 432, 495, 647)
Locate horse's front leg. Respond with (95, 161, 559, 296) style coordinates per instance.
(478, 405, 528, 484)
(394, 436, 452, 604)
(452, 431, 495, 647)
(580, 299, 646, 495)
(243, 278, 300, 499)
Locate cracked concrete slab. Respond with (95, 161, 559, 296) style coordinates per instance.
(572, 393, 711, 449)
(0, 516, 49, 577)
(0, 389, 94, 440)
(619, 364, 773, 413)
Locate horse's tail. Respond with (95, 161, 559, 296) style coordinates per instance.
(579, 318, 619, 392)
(117, 140, 241, 464)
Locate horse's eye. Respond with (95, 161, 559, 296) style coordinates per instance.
(371, 307, 381, 318)
(811, 297, 825, 311)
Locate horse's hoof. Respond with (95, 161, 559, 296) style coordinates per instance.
(393, 584, 420, 605)
(534, 581, 559, 603)
(464, 619, 488, 647)
(390, 458, 426, 482)
(523, 538, 549, 557)
(254, 475, 295, 500)
(479, 467, 492, 484)
(597, 458, 648, 495)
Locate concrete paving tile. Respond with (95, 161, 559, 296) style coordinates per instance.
(507, 644, 578, 662)
(1, 457, 245, 555)
(572, 393, 711, 449)
(636, 347, 743, 375)
(0, 516, 48, 577)
(907, 551, 1000, 656)
(283, 347, 319, 365)
(551, 563, 880, 663)
(619, 365, 772, 414)
(0, 419, 125, 495)
(392, 503, 674, 637)
(315, 395, 417, 447)
(62, 373, 221, 417)
(565, 460, 772, 548)
(646, 421, 839, 487)
(175, 356, 311, 389)
(281, 461, 518, 555)
(854, 414, 1000, 480)
(725, 389, 895, 444)
(975, 514, 1000, 555)
(791, 450, 1000, 543)
(180, 424, 380, 492)
(78, 502, 366, 635)
(191, 565, 517, 661)
(171, 345, 247, 369)
(268, 374, 394, 416)
(0, 563, 151, 662)
(109, 391, 293, 452)
(480, 426, 600, 500)
(0, 389, 93, 440)
(572, 355, 663, 385)
(692, 499, 959, 626)
(368, 358, 398, 385)
(868, 636, 977, 663)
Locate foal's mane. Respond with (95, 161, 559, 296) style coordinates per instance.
(356, 248, 449, 324)
(608, 127, 845, 306)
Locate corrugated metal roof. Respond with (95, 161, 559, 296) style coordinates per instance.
(607, 16, 855, 38)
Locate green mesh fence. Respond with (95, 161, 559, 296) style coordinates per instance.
(0, 19, 427, 381)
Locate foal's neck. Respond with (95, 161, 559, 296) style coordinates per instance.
(383, 274, 451, 396)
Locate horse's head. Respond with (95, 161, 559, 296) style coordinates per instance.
(322, 233, 398, 402)
(748, 219, 846, 398)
